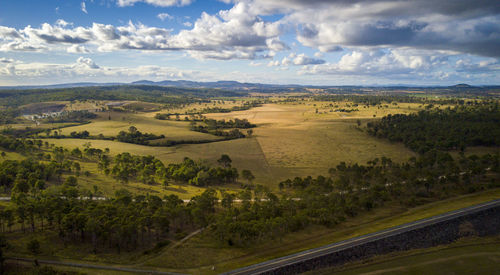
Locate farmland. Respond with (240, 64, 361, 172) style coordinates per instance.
(46, 101, 419, 192)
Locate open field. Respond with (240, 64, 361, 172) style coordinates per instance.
(0, 122, 76, 131)
(57, 111, 221, 142)
(0, 149, 25, 161)
(73, 161, 208, 200)
(48, 102, 419, 190)
(206, 103, 417, 180)
(313, 236, 500, 275)
(45, 137, 272, 189)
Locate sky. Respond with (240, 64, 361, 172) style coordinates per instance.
(0, 0, 499, 86)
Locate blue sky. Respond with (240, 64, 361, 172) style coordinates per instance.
(0, 0, 498, 86)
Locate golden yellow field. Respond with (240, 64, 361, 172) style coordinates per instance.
(57, 111, 221, 141)
(47, 101, 419, 191)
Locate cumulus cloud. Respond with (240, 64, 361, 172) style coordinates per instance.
(0, 0, 498, 84)
(0, 3, 286, 60)
(232, 0, 500, 57)
(117, 0, 194, 7)
(67, 44, 90, 53)
(157, 13, 173, 21)
(75, 57, 99, 69)
(170, 2, 286, 59)
(291, 53, 325, 65)
(297, 49, 473, 79)
(455, 58, 500, 73)
(268, 53, 325, 67)
(55, 19, 72, 27)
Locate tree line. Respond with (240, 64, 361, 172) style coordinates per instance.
(215, 151, 500, 246)
(0, 85, 244, 108)
(366, 103, 500, 153)
(0, 140, 498, 254)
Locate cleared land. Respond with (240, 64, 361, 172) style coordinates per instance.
(57, 111, 221, 142)
(48, 102, 418, 191)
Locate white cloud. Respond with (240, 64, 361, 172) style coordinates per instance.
(249, 61, 263, 66)
(81, 2, 88, 14)
(157, 13, 173, 21)
(268, 53, 325, 67)
(292, 53, 325, 65)
(55, 19, 72, 27)
(0, 58, 14, 63)
(267, 60, 279, 67)
(0, 0, 498, 85)
(117, 0, 194, 7)
(0, 57, 203, 83)
(67, 44, 90, 53)
(75, 56, 99, 69)
(296, 49, 470, 79)
(0, 2, 286, 60)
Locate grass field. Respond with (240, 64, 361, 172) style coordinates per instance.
(48, 102, 419, 190)
(57, 111, 221, 142)
(205, 103, 416, 181)
(73, 161, 208, 200)
(0, 149, 25, 161)
(312, 236, 500, 275)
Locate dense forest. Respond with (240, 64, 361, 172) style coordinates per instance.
(154, 101, 263, 120)
(0, 85, 244, 107)
(366, 103, 500, 153)
(313, 94, 480, 106)
(0, 109, 20, 124)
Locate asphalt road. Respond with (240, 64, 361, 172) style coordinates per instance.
(223, 199, 500, 275)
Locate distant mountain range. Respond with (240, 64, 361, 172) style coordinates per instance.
(0, 80, 497, 91)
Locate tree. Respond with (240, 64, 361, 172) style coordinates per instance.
(129, 126, 138, 134)
(27, 239, 41, 255)
(73, 162, 81, 177)
(246, 129, 253, 137)
(0, 235, 7, 274)
(217, 154, 232, 168)
(0, 152, 5, 158)
(221, 191, 235, 209)
(65, 176, 78, 187)
(241, 170, 255, 184)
